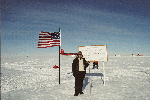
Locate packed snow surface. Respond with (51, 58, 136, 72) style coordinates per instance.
(1, 55, 150, 100)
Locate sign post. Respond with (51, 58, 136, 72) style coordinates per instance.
(103, 61, 106, 85)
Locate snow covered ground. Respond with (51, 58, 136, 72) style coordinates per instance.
(1, 54, 150, 100)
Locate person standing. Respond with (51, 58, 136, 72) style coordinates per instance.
(92, 61, 98, 69)
(72, 51, 89, 96)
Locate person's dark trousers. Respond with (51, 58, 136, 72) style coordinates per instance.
(93, 63, 98, 69)
(93, 63, 96, 69)
(75, 71, 85, 94)
(96, 63, 98, 69)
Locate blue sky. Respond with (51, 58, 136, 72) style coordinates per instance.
(2, 0, 150, 55)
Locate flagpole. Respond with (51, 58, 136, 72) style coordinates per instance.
(59, 45, 60, 84)
(59, 27, 61, 84)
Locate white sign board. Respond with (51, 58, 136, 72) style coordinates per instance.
(78, 45, 108, 61)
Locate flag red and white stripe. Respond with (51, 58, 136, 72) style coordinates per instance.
(37, 31, 61, 48)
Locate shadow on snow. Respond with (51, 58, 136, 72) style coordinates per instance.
(83, 73, 104, 91)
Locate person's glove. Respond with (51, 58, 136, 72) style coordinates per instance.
(85, 63, 89, 68)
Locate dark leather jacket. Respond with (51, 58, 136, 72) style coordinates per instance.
(72, 57, 89, 76)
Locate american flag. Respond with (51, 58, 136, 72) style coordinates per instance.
(37, 31, 61, 48)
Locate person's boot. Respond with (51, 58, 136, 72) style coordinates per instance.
(74, 90, 79, 96)
(79, 87, 84, 94)
(74, 87, 79, 96)
(74, 93, 79, 96)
